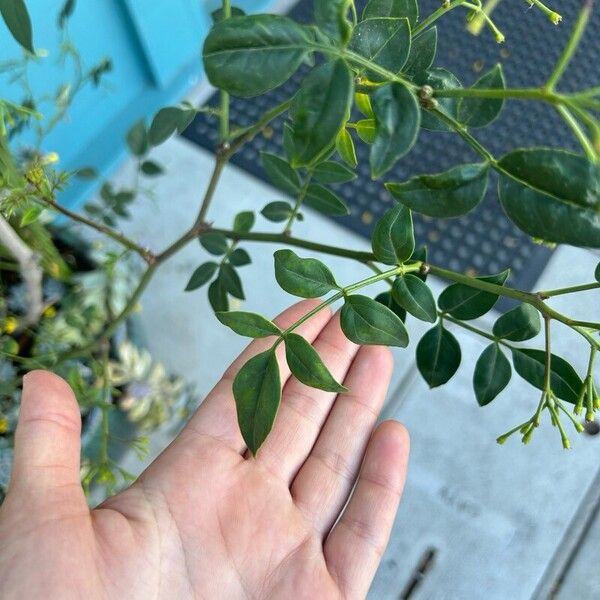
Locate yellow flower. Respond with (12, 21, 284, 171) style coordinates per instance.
(42, 152, 60, 165)
(43, 305, 57, 318)
(0, 417, 9, 434)
(4, 316, 18, 334)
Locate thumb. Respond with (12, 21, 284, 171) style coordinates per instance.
(9, 370, 84, 502)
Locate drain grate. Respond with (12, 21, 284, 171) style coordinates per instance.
(183, 0, 600, 298)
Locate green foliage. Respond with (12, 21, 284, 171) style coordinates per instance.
(403, 27, 437, 79)
(233, 211, 255, 233)
(416, 68, 462, 131)
(341, 294, 408, 347)
(126, 121, 149, 157)
(261, 201, 294, 223)
(284, 333, 346, 392)
(148, 106, 194, 146)
(438, 270, 510, 320)
(185, 262, 218, 291)
(458, 64, 506, 128)
(233, 349, 281, 455)
(261, 152, 299, 195)
(498, 149, 600, 248)
(200, 232, 229, 256)
(314, 0, 354, 45)
(274, 250, 339, 298)
(363, 0, 418, 25)
(371, 205, 415, 265)
(493, 304, 541, 341)
(335, 128, 358, 167)
(474, 343, 512, 406)
(304, 184, 349, 216)
(140, 160, 163, 176)
(0, 0, 33, 53)
(312, 161, 356, 184)
(417, 323, 461, 388)
(392, 274, 437, 323)
(219, 263, 245, 300)
(596, 262, 600, 283)
(386, 163, 489, 218)
(216, 311, 281, 338)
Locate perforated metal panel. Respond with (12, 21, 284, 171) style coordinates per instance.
(183, 0, 600, 295)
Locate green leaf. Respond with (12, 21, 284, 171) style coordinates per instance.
(274, 249, 338, 298)
(313, 161, 356, 184)
(208, 278, 229, 312)
(126, 121, 148, 157)
(416, 68, 462, 131)
(285, 333, 346, 392)
(304, 184, 349, 216)
(356, 119, 377, 144)
(498, 148, 600, 248)
(58, 0, 76, 29)
(220, 263, 245, 300)
(291, 59, 354, 166)
(203, 14, 312, 97)
(0, 0, 33, 53)
(416, 323, 461, 388)
(512, 349, 583, 404)
(234, 211, 255, 233)
(315, 0, 353, 45)
(233, 350, 281, 455)
(438, 270, 510, 320)
(336, 128, 358, 167)
(75, 167, 98, 180)
(372, 205, 415, 265)
(20, 206, 41, 227)
(211, 6, 245, 22)
(375, 291, 406, 322)
(216, 311, 281, 338)
(392, 274, 437, 322)
(474, 343, 511, 406)
(403, 27, 437, 79)
(349, 17, 411, 81)
(595, 262, 600, 283)
(261, 201, 293, 223)
(229, 248, 251, 267)
(140, 160, 163, 176)
(363, 0, 418, 26)
(200, 232, 229, 256)
(492, 304, 541, 341)
(341, 294, 409, 347)
(261, 152, 300, 195)
(386, 163, 489, 218)
(411, 245, 429, 282)
(355, 92, 374, 118)
(185, 262, 218, 291)
(458, 64, 505, 128)
(149, 107, 184, 146)
(370, 82, 420, 178)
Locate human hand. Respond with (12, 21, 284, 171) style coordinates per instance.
(0, 300, 409, 599)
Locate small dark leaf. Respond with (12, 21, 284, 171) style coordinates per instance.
(595, 262, 600, 282)
(58, 0, 76, 29)
(304, 184, 350, 216)
(261, 201, 294, 222)
(0, 0, 33, 53)
(285, 333, 346, 392)
(291, 59, 354, 166)
(474, 343, 511, 406)
(386, 163, 489, 218)
(229, 248, 251, 267)
(314, 0, 353, 45)
(220, 263, 245, 300)
(415, 68, 462, 131)
(283, 123, 295, 160)
(403, 27, 437, 79)
(208, 278, 229, 312)
(411, 245, 428, 282)
(126, 121, 149, 157)
(274, 249, 339, 298)
(234, 211, 255, 233)
(313, 161, 356, 184)
(438, 270, 510, 320)
(341, 295, 409, 347)
(375, 291, 406, 322)
(392, 274, 437, 322)
(149, 107, 182, 146)
(370, 82, 420, 178)
(492, 304, 541, 341)
(75, 167, 97, 179)
(349, 17, 411, 81)
(185, 262, 218, 291)
(336, 128, 358, 167)
(372, 205, 415, 265)
(416, 323, 461, 388)
(203, 14, 312, 97)
(233, 350, 281, 455)
(498, 149, 600, 248)
(261, 152, 300, 195)
(200, 232, 229, 256)
(216, 311, 281, 338)
(140, 160, 163, 176)
(458, 64, 505, 128)
(512, 349, 583, 404)
(363, 0, 418, 26)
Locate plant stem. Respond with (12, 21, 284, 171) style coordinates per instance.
(540, 281, 600, 298)
(284, 170, 312, 234)
(443, 313, 513, 348)
(413, 0, 464, 37)
(219, 0, 232, 142)
(543, 316, 552, 390)
(555, 105, 598, 161)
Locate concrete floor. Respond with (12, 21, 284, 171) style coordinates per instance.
(96, 135, 600, 599)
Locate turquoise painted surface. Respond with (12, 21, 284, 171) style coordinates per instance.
(0, 0, 277, 207)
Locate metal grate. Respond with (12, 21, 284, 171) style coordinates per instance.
(183, 0, 600, 296)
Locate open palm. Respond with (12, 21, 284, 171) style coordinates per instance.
(0, 300, 409, 599)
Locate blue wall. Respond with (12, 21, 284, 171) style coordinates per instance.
(0, 0, 277, 206)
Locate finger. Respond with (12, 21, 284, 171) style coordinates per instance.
(252, 311, 360, 483)
(291, 346, 393, 533)
(325, 421, 409, 600)
(9, 370, 84, 503)
(174, 299, 331, 454)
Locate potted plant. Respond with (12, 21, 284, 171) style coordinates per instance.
(1, 0, 599, 485)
